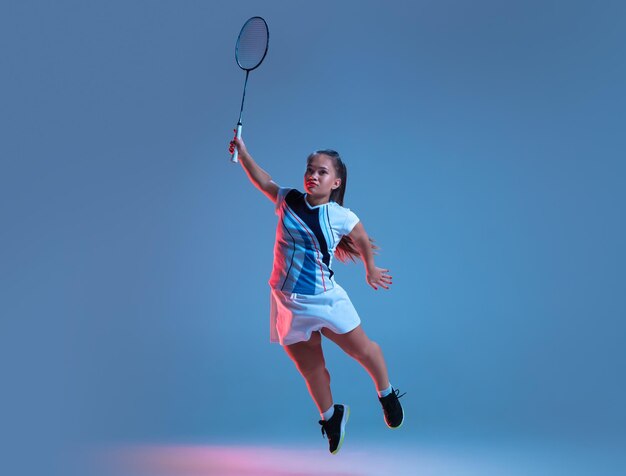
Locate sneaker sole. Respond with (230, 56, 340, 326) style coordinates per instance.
(331, 405, 350, 455)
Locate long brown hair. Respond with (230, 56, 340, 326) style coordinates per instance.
(307, 150, 378, 263)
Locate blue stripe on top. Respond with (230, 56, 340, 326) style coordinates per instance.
(284, 207, 318, 294)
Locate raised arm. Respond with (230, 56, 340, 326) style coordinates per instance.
(348, 222, 393, 290)
(230, 136, 279, 203)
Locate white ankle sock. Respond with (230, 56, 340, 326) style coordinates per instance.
(321, 405, 335, 421)
(378, 383, 393, 398)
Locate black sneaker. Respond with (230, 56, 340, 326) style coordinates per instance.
(318, 404, 350, 454)
(378, 387, 406, 429)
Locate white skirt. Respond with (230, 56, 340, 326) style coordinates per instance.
(269, 282, 361, 346)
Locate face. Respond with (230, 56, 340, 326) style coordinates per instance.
(304, 154, 341, 199)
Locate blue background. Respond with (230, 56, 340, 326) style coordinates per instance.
(2, 1, 625, 474)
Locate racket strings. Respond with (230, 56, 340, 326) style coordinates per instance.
(236, 18, 269, 70)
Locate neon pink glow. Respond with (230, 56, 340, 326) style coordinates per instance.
(91, 439, 607, 476)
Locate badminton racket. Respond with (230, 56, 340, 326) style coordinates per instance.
(230, 16, 269, 163)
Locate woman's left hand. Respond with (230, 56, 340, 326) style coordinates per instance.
(366, 267, 393, 291)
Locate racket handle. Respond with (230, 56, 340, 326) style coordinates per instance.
(231, 124, 243, 163)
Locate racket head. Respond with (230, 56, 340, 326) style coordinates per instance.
(235, 16, 269, 71)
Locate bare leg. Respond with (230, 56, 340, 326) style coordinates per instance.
(284, 331, 333, 413)
(321, 325, 390, 391)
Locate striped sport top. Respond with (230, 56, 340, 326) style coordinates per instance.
(269, 187, 360, 295)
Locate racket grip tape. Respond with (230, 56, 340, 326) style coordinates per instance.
(231, 124, 243, 163)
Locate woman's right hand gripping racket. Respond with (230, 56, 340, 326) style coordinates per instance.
(230, 16, 269, 163)
(229, 131, 246, 158)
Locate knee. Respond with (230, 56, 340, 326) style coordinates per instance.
(290, 350, 327, 378)
(297, 359, 328, 380)
(351, 340, 380, 362)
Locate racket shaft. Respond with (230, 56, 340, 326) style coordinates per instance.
(231, 124, 243, 163)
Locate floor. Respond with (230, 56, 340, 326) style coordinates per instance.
(90, 436, 625, 476)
